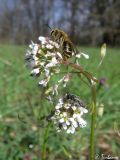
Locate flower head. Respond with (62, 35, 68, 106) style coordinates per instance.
(25, 37, 62, 88)
(25, 36, 75, 98)
(50, 93, 88, 134)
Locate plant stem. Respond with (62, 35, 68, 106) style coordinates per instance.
(62, 60, 98, 83)
(42, 123, 51, 160)
(90, 84, 97, 160)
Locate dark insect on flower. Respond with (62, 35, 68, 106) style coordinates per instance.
(49, 93, 88, 134)
(64, 93, 86, 108)
(65, 93, 75, 100)
(50, 28, 77, 60)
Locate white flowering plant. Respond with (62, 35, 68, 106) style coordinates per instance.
(25, 35, 99, 160)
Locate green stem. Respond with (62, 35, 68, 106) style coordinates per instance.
(90, 84, 97, 160)
(42, 123, 51, 160)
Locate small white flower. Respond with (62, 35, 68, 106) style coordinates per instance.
(38, 48, 42, 54)
(57, 128, 61, 132)
(77, 116, 87, 127)
(70, 127, 75, 134)
(44, 68, 50, 77)
(69, 117, 74, 122)
(33, 45, 39, 53)
(73, 113, 77, 118)
(58, 98, 63, 105)
(31, 68, 40, 76)
(56, 52, 63, 59)
(39, 79, 47, 87)
(60, 114, 63, 118)
(58, 74, 70, 87)
(52, 84, 59, 95)
(38, 36, 47, 44)
(29, 42, 38, 55)
(64, 103, 71, 109)
(32, 55, 38, 61)
(52, 42, 60, 48)
(46, 44, 53, 49)
(49, 40, 60, 49)
(66, 129, 71, 134)
(51, 116, 56, 120)
(81, 52, 89, 59)
(58, 74, 70, 83)
(59, 118, 64, 123)
(72, 106, 77, 111)
(39, 76, 50, 87)
(91, 77, 97, 85)
(76, 53, 81, 58)
(55, 110, 60, 115)
(64, 74, 70, 82)
(63, 123, 67, 130)
(79, 107, 88, 114)
(26, 50, 31, 57)
(29, 144, 34, 149)
(67, 126, 75, 134)
(63, 112, 67, 117)
(46, 51, 55, 57)
(55, 103, 62, 109)
(46, 57, 58, 68)
(29, 41, 34, 49)
(72, 52, 75, 56)
(72, 120, 78, 128)
(42, 44, 45, 48)
(66, 120, 70, 126)
(40, 62, 45, 66)
(27, 59, 38, 69)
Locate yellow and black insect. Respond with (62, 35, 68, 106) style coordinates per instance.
(50, 28, 77, 60)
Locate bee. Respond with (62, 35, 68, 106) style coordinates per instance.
(50, 28, 77, 60)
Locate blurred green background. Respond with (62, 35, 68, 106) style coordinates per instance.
(0, 44, 120, 159)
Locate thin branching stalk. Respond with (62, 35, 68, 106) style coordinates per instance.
(90, 83, 97, 160)
(62, 60, 98, 83)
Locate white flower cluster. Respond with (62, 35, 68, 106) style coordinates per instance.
(25, 36, 74, 98)
(50, 93, 88, 134)
(25, 36, 63, 88)
(25, 36, 89, 94)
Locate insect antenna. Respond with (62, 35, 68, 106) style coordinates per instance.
(45, 23, 52, 30)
